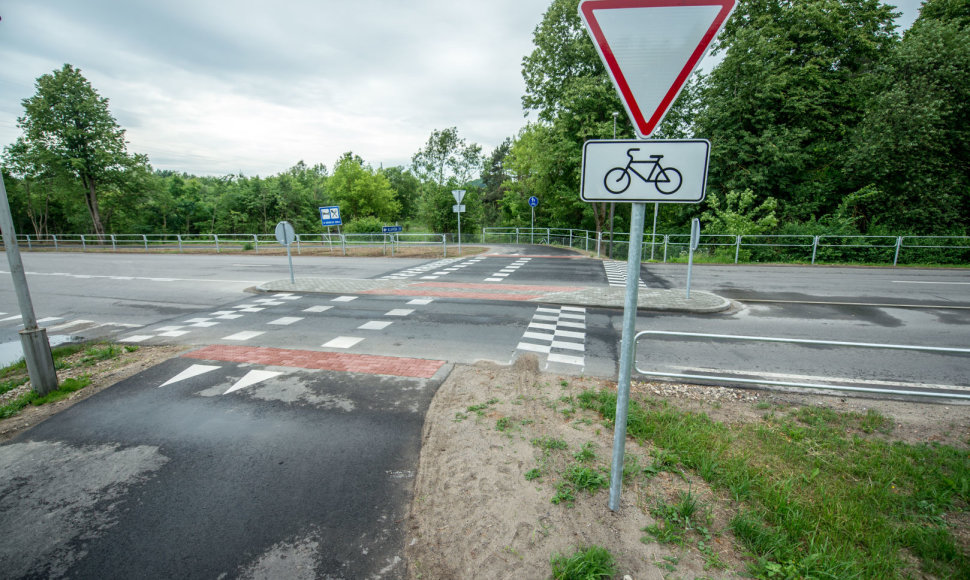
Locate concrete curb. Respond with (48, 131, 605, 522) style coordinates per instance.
(257, 278, 732, 313)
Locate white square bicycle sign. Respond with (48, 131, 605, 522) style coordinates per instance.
(580, 139, 710, 203)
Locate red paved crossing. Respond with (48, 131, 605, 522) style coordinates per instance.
(184, 345, 446, 379)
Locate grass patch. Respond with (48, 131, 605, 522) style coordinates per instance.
(0, 341, 131, 421)
(564, 464, 608, 494)
(531, 436, 569, 451)
(579, 389, 970, 579)
(0, 375, 92, 419)
(550, 545, 617, 580)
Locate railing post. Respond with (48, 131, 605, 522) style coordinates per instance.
(25, 235, 31, 250)
(597, 231, 602, 258)
(253, 234, 259, 253)
(894, 237, 903, 267)
(663, 235, 669, 263)
(735, 235, 742, 264)
(81, 234, 86, 251)
(515, 228, 519, 244)
(214, 234, 220, 253)
(110, 234, 116, 251)
(341, 234, 346, 256)
(53, 234, 58, 251)
(296, 234, 301, 255)
(812, 236, 819, 265)
(442, 234, 446, 258)
(177, 235, 183, 253)
(142, 234, 148, 251)
(546, 227, 551, 243)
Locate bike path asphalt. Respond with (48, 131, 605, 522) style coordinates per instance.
(0, 353, 444, 579)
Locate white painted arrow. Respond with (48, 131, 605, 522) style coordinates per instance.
(159, 364, 221, 387)
(223, 370, 282, 395)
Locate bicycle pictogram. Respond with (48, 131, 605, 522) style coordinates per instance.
(603, 148, 682, 195)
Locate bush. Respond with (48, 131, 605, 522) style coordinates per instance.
(344, 216, 385, 234)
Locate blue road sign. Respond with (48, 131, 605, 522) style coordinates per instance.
(528, 196, 539, 207)
(319, 206, 342, 227)
(382, 225, 403, 233)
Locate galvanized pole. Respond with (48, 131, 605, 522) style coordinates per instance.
(608, 202, 646, 511)
(0, 175, 58, 395)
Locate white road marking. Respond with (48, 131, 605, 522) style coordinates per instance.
(517, 342, 551, 354)
(332, 296, 357, 302)
(548, 353, 585, 365)
(893, 281, 970, 285)
(160, 364, 221, 387)
(385, 309, 414, 317)
(159, 330, 192, 337)
(189, 321, 220, 328)
(223, 331, 265, 341)
(268, 317, 303, 326)
(224, 370, 283, 395)
(48, 319, 94, 331)
(323, 336, 364, 349)
(407, 299, 434, 305)
(304, 305, 333, 312)
(214, 314, 244, 320)
(359, 321, 393, 330)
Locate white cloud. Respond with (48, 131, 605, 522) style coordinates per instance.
(0, 0, 923, 176)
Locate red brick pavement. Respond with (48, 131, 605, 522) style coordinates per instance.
(184, 345, 445, 379)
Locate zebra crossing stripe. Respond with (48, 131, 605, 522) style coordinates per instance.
(516, 305, 587, 367)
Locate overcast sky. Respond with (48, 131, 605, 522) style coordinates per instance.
(1, 0, 925, 177)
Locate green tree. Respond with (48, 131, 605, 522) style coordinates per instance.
(844, 0, 970, 233)
(381, 166, 421, 221)
(481, 138, 512, 226)
(327, 153, 400, 223)
(13, 64, 145, 237)
(410, 127, 483, 233)
(696, 0, 899, 223)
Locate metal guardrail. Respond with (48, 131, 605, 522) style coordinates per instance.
(12, 232, 448, 257)
(634, 330, 970, 400)
(482, 228, 970, 266)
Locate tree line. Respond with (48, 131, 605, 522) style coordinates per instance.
(3, 0, 969, 239)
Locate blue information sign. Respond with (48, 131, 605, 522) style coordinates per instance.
(382, 225, 403, 233)
(528, 196, 539, 207)
(319, 206, 342, 227)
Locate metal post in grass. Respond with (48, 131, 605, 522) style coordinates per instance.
(609, 202, 646, 512)
(0, 174, 57, 395)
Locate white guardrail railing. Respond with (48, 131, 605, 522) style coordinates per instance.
(482, 228, 970, 266)
(7, 229, 969, 266)
(11, 232, 448, 257)
(634, 331, 970, 400)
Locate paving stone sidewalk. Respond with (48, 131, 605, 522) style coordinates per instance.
(258, 278, 731, 313)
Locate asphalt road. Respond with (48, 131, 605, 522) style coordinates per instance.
(0, 248, 968, 577)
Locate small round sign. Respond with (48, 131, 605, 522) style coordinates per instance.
(528, 196, 539, 207)
(275, 221, 296, 247)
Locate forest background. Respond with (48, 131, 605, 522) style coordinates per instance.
(2, 0, 968, 247)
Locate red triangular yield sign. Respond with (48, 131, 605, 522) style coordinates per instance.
(579, 0, 736, 138)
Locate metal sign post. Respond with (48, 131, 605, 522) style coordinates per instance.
(686, 217, 700, 299)
(608, 201, 647, 511)
(579, 0, 733, 512)
(275, 221, 297, 283)
(0, 175, 57, 395)
(452, 190, 466, 256)
(528, 196, 539, 243)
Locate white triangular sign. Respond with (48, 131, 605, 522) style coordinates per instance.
(579, 0, 736, 138)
